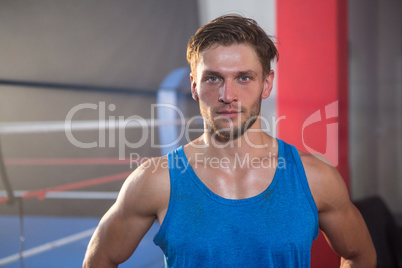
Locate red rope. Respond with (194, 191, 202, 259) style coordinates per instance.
(0, 171, 131, 204)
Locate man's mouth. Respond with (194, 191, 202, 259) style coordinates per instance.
(216, 110, 241, 118)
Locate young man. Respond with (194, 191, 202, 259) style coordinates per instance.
(83, 15, 376, 267)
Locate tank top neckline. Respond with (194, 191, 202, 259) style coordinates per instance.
(176, 138, 285, 206)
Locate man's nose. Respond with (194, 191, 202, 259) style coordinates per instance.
(218, 81, 238, 103)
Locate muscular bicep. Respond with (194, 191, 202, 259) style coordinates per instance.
(310, 163, 376, 265)
(83, 161, 168, 267)
(84, 202, 156, 267)
(319, 193, 372, 259)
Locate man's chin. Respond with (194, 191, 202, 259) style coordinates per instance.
(213, 129, 244, 142)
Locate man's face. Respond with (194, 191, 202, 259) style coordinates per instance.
(191, 44, 274, 141)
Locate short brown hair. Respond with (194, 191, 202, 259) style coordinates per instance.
(187, 14, 279, 77)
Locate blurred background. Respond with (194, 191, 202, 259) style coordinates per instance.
(0, 0, 400, 267)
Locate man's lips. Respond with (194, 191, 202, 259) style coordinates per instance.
(216, 110, 241, 118)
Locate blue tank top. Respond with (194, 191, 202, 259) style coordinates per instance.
(153, 139, 319, 267)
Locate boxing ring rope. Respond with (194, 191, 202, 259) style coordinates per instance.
(0, 116, 202, 204)
(0, 171, 131, 204)
(0, 118, 187, 134)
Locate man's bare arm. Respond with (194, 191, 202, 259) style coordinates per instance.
(303, 154, 376, 267)
(83, 158, 169, 267)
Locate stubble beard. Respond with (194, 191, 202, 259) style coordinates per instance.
(200, 94, 262, 142)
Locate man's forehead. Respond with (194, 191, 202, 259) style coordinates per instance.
(196, 44, 262, 75)
(200, 69, 258, 76)
(199, 43, 256, 57)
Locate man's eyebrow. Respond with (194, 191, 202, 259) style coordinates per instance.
(201, 70, 258, 76)
(237, 70, 258, 76)
(201, 70, 221, 77)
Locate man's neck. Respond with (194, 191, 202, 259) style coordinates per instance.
(193, 128, 277, 161)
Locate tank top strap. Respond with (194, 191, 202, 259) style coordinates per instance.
(283, 141, 319, 239)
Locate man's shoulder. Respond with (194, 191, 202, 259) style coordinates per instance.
(123, 155, 171, 199)
(295, 150, 347, 211)
(296, 149, 337, 177)
(129, 155, 170, 186)
(119, 156, 170, 216)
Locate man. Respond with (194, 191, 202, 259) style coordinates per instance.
(83, 15, 376, 267)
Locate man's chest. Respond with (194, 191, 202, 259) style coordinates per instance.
(190, 164, 277, 199)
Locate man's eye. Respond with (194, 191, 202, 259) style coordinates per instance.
(239, 76, 250, 82)
(207, 77, 219, 82)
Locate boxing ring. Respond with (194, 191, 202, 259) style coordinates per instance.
(0, 68, 198, 267)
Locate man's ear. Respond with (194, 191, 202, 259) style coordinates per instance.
(190, 74, 199, 101)
(262, 70, 275, 99)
